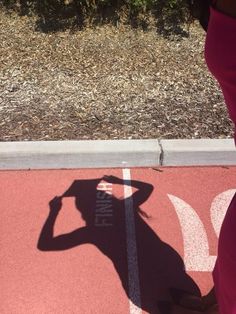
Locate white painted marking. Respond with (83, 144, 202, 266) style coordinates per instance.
(122, 169, 142, 314)
(94, 216, 113, 227)
(210, 189, 236, 238)
(168, 194, 216, 272)
(97, 182, 112, 194)
(95, 183, 113, 227)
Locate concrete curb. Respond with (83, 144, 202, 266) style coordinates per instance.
(0, 139, 235, 170)
(160, 139, 236, 166)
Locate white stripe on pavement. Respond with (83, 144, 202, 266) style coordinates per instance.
(122, 168, 142, 314)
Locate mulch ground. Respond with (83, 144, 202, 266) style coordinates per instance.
(0, 9, 234, 141)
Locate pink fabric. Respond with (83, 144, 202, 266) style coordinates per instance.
(205, 6, 236, 314)
(205, 6, 236, 144)
(213, 193, 236, 314)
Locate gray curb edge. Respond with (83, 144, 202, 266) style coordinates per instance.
(0, 139, 235, 170)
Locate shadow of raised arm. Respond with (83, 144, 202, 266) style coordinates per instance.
(37, 196, 89, 251)
(103, 175, 154, 208)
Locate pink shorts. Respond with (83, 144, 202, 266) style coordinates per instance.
(205, 6, 236, 144)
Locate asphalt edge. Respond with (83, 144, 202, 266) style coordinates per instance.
(0, 139, 235, 170)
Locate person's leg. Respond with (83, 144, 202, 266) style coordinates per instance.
(212, 193, 236, 314)
(203, 3, 236, 313)
(205, 4, 236, 145)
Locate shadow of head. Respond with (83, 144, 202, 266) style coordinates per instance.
(62, 178, 104, 224)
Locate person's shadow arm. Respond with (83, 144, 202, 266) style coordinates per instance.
(103, 175, 153, 207)
(37, 197, 89, 251)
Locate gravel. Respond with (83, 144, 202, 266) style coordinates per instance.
(0, 9, 234, 141)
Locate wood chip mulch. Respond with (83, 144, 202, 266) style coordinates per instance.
(0, 9, 234, 141)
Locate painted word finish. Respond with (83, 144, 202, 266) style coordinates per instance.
(168, 189, 236, 272)
(95, 182, 113, 227)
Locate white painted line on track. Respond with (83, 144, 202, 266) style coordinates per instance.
(122, 169, 142, 314)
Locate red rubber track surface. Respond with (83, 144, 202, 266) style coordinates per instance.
(1, 167, 236, 314)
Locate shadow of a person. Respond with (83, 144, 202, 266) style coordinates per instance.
(37, 175, 202, 314)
